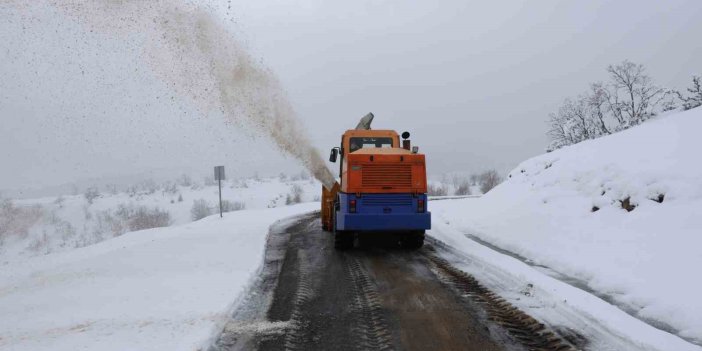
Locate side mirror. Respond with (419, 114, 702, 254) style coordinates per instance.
(329, 148, 339, 163)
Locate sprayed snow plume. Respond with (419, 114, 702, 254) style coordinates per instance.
(47, 0, 335, 188)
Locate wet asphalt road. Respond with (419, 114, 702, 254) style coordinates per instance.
(209, 213, 524, 351)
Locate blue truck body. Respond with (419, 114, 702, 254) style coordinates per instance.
(335, 192, 431, 232)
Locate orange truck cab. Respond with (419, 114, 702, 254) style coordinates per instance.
(322, 115, 431, 250)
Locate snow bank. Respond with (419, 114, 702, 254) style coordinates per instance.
(431, 108, 702, 345)
(429, 219, 701, 351)
(0, 203, 317, 351)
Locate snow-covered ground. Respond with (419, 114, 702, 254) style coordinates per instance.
(0, 202, 318, 351)
(3, 109, 700, 350)
(1, 176, 320, 263)
(430, 107, 702, 348)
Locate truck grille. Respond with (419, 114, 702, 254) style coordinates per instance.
(361, 194, 413, 206)
(361, 164, 412, 188)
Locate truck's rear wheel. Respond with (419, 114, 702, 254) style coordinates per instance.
(333, 210, 353, 250)
(334, 231, 353, 250)
(402, 231, 425, 250)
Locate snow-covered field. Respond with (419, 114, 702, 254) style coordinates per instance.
(1, 176, 320, 263)
(431, 107, 702, 348)
(0, 175, 323, 350)
(0, 202, 318, 351)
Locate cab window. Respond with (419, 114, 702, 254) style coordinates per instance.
(349, 137, 393, 153)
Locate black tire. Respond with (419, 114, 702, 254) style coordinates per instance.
(402, 231, 425, 250)
(334, 231, 353, 250)
(333, 209, 353, 250)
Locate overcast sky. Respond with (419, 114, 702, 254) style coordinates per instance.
(1, 0, 701, 194)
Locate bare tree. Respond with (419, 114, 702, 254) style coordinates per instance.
(547, 60, 669, 150)
(547, 98, 590, 150)
(606, 60, 665, 127)
(676, 75, 702, 111)
(587, 83, 612, 136)
(547, 111, 571, 151)
(479, 170, 502, 194)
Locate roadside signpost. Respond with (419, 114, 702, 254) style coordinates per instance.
(214, 166, 225, 218)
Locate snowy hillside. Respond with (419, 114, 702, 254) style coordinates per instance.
(431, 107, 702, 345)
(1, 176, 320, 263)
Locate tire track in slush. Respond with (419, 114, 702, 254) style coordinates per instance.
(425, 252, 582, 351)
(283, 249, 315, 351)
(345, 256, 394, 351)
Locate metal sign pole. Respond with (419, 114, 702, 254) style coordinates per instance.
(214, 166, 225, 219)
(218, 178, 223, 218)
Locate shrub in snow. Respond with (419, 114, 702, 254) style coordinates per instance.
(105, 184, 118, 195)
(191, 199, 212, 221)
(479, 170, 502, 194)
(83, 204, 93, 220)
(84, 187, 100, 204)
(0, 199, 44, 241)
(95, 204, 172, 237)
(221, 200, 245, 212)
(177, 174, 193, 187)
(162, 182, 178, 195)
(455, 182, 471, 196)
(203, 176, 216, 186)
(286, 184, 304, 205)
(53, 195, 65, 208)
(126, 185, 138, 198)
(676, 75, 702, 111)
(128, 206, 171, 231)
(427, 184, 448, 196)
(177, 194, 183, 202)
(139, 179, 159, 195)
(26, 231, 50, 253)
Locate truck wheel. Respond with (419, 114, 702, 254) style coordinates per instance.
(333, 211, 353, 250)
(334, 231, 353, 250)
(403, 231, 425, 250)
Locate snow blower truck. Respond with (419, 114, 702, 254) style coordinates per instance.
(321, 113, 431, 250)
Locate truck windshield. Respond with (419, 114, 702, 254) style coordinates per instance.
(349, 137, 394, 152)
